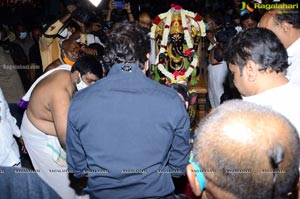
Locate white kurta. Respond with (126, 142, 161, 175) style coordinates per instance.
(286, 37, 300, 84)
(0, 88, 21, 167)
(243, 82, 300, 135)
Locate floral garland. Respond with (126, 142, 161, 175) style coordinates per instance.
(150, 4, 206, 84)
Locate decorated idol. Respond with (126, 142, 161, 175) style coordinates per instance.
(150, 4, 206, 130)
(150, 4, 206, 86)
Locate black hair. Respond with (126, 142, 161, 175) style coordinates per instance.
(224, 27, 289, 74)
(103, 22, 150, 70)
(71, 55, 103, 78)
(88, 43, 108, 75)
(273, 8, 300, 29)
(111, 9, 128, 23)
(168, 83, 189, 102)
(241, 11, 261, 23)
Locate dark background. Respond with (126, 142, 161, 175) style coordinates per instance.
(0, 0, 297, 27)
(0, 0, 233, 26)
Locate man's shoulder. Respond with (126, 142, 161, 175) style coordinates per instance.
(253, 82, 300, 103)
(53, 69, 71, 76)
(34, 69, 70, 92)
(75, 76, 179, 100)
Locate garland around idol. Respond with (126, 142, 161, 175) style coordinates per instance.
(150, 5, 206, 83)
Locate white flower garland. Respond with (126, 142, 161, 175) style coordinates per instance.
(151, 7, 206, 83)
(181, 9, 196, 79)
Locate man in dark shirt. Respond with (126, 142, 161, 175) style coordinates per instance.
(66, 22, 191, 199)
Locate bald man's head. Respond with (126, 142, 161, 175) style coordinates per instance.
(189, 100, 299, 199)
(138, 12, 152, 30)
(259, 9, 300, 48)
(61, 38, 80, 62)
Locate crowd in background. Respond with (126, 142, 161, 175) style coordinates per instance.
(1, 0, 300, 198)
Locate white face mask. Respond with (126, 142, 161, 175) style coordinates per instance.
(76, 73, 88, 91)
(19, 32, 27, 40)
(58, 28, 72, 39)
(58, 28, 68, 38)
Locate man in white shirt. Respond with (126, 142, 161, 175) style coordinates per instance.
(259, 8, 300, 84)
(0, 88, 21, 167)
(224, 27, 300, 135)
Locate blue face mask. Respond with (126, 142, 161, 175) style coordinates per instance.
(19, 32, 27, 40)
(189, 154, 206, 192)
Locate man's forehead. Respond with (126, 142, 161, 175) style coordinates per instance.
(70, 41, 80, 48)
(258, 12, 275, 28)
(139, 15, 151, 22)
(84, 72, 99, 80)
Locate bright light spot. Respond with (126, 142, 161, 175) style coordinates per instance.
(89, 0, 102, 7)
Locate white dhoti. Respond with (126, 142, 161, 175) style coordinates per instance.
(21, 112, 88, 199)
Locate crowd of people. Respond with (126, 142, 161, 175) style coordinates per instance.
(0, 0, 300, 198)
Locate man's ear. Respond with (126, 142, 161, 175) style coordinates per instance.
(281, 21, 292, 33)
(143, 53, 150, 73)
(245, 60, 258, 82)
(186, 164, 201, 196)
(71, 70, 80, 83)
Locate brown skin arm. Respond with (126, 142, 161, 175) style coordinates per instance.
(49, 87, 72, 149)
(206, 31, 216, 44)
(69, 30, 81, 41)
(125, 2, 135, 23)
(105, 0, 116, 22)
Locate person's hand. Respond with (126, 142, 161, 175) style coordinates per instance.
(206, 31, 216, 44)
(124, 2, 131, 12)
(72, 18, 86, 33)
(108, 0, 116, 11)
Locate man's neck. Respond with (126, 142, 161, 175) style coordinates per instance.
(69, 73, 77, 96)
(287, 29, 300, 48)
(255, 72, 289, 95)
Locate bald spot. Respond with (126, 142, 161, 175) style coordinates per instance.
(61, 38, 79, 50)
(194, 100, 299, 190)
(138, 12, 152, 29)
(258, 10, 293, 48)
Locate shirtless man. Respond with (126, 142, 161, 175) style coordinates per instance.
(21, 55, 102, 199)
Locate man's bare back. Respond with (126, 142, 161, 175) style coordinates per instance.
(26, 70, 75, 148)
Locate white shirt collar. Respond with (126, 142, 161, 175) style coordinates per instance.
(287, 36, 300, 57)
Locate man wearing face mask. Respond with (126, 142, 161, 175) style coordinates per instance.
(44, 38, 80, 72)
(20, 55, 103, 199)
(13, 23, 34, 60)
(0, 28, 25, 103)
(4, 24, 32, 91)
(39, 3, 95, 72)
